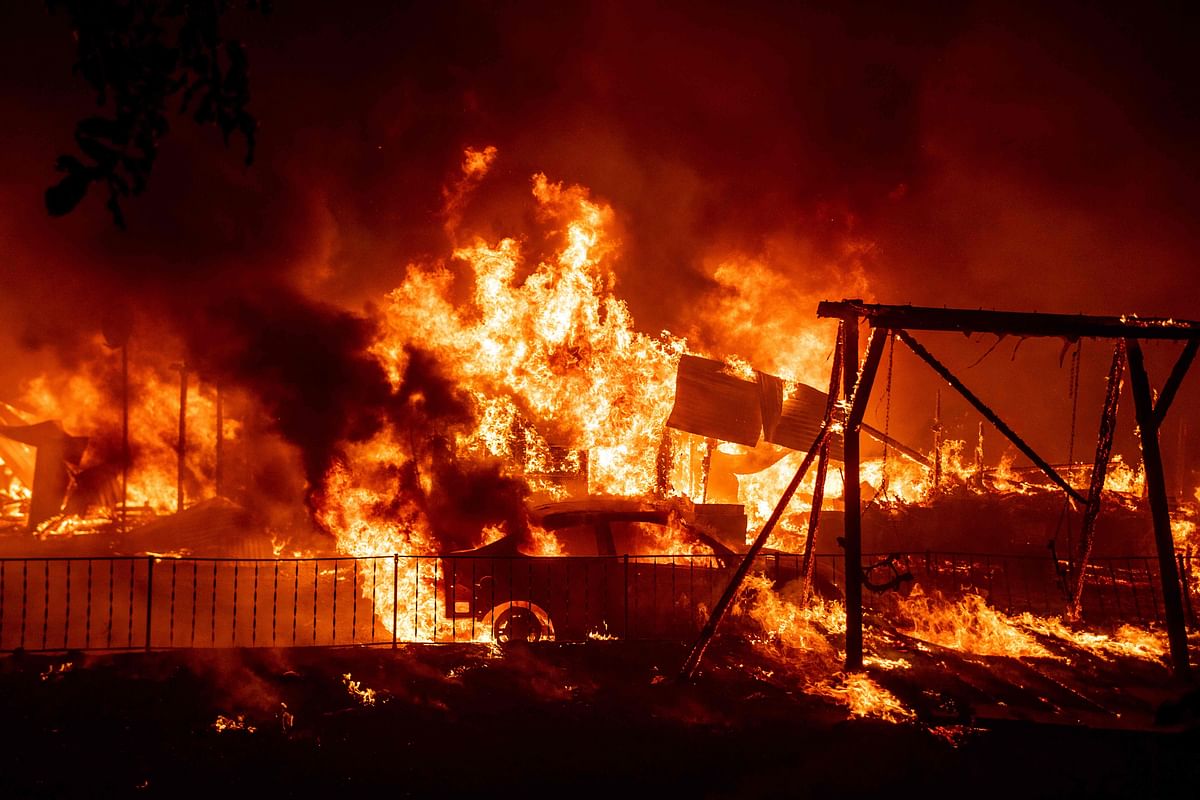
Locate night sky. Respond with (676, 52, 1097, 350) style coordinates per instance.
(2, 0, 1199, 468)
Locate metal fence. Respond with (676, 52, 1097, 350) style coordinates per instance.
(0, 551, 1195, 652)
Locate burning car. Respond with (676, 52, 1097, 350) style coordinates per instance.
(440, 497, 840, 643)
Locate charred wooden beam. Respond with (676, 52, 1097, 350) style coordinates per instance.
(861, 423, 931, 467)
(1069, 340, 1125, 618)
(1127, 338, 1191, 677)
(843, 327, 889, 671)
(1152, 338, 1200, 429)
(818, 299, 1200, 341)
(895, 330, 1087, 506)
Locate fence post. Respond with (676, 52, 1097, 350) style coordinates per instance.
(1179, 553, 1197, 630)
(392, 554, 399, 649)
(145, 556, 154, 651)
(623, 555, 629, 640)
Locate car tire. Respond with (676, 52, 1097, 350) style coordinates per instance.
(483, 601, 556, 643)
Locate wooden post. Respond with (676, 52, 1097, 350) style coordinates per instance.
(843, 319, 861, 669)
(121, 343, 129, 532)
(215, 382, 224, 498)
(1126, 338, 1191, 677)
(175, 365, 188, 513)
(843, 327, 888, 671)
(700, 438, 716, 503)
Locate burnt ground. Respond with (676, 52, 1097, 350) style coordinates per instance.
(2, 639, 1199, 798)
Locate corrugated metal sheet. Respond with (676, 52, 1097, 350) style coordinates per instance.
(666, 355, 843, 457)
(666, 355, 762, 446)
(768, 381, 845, 460)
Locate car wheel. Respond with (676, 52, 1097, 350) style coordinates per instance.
(494, 605, 543, 643)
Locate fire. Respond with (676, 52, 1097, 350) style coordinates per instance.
(733, 574, 914, 721)
(379, 171, 683, 497)
(525, 525, 565, 556)
(320, 148, 852, 639)
(0, 453, 31, 522)
(342, 673, 378, 706)
(13, 336, 238, 519)
(891, 588, 1053, 658)
(1103, 455, 1144, 495)
(808, 673, 915, 723)
(1016, 616, 1167, 661)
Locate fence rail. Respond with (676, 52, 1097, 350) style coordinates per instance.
(0, 551, 1194, 652)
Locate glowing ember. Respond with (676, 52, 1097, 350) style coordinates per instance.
(212, 714, 256, 734)
(342, 673, 378, 707)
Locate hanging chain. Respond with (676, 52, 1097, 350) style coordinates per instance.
(1067, 340, 1082, 473)
(882, 333, 895, 475)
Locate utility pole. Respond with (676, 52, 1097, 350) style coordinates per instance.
(173, 364, 188, 513)
(215, 382, 223, 498)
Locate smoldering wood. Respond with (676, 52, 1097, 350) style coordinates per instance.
(896, 330, 1088, 506)
(817, 299, 1200, 341)
(1069, 340, 1125, 618)
(1126, 338, 1191, 677)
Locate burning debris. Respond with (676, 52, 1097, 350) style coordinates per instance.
(342, 672, 378, 707)
(211, 714, 256, 734)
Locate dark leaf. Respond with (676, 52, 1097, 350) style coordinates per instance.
(45, 172, 91, 216)
(76, 135, 118, 168)
(105, 192, 126, 229)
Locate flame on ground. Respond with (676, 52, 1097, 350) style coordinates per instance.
(891, 589, 1053, 658)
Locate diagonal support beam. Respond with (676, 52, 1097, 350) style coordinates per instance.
(1152, 338, 1200, 430)
(677, 417, 830, 681)
(895, 330, 1087, 506)
(862, 423, 932, 468)
(1127, 338, 1191, 677)
(1069, 340, 1125, 618)
(801, 322, 844, 599)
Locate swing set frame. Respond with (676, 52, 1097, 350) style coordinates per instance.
(681, 300, 1200, 681)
